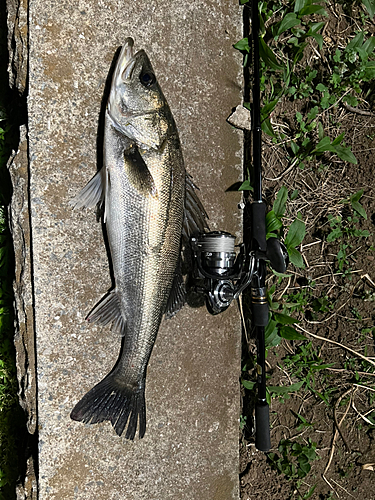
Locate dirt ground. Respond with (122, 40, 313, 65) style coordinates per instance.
(239, 5, 375, 500)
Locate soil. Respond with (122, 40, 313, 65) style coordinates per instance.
(239, 4, 375, 500)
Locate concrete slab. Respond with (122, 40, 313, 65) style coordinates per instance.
(15, 0, 243, 498)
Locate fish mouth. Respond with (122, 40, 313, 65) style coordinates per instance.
(116, 38, 146, 82)
(107, 38, 138, 120)
(117, 37, 136, 81)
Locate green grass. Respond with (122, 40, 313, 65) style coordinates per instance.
(237, 0, 375, 496)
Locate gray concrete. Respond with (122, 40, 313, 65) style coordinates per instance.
(10, 0, 244, 498)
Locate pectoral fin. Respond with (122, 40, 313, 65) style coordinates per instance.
(70, 168, 106, 209)
(124, 146, 158, 198)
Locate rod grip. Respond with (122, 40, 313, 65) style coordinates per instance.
(255, 402, 271, 452)
(252, 302, 269, 326)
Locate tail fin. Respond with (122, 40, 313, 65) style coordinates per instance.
(70, 373, 146, 440)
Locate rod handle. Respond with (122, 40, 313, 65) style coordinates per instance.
(255, 402, 271, 452)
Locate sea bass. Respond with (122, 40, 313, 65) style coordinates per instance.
(70, 38, 207, 440)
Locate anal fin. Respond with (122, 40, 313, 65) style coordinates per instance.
(165, 259, 186, 319)
(86, 290, 126, 337)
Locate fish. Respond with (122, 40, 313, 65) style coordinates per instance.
(70, 38, 208, 440)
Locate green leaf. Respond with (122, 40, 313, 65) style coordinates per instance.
(316, 83, 327, 92)
(290, 141, 300, 155)
(280, 326, 305, 340)
(238, 180, 253, 191)
(362, 36, 375, 56)
(350, 189, 364, 203)
(327, 227, 342, 242)
(259, 38, 284, 71)
(313, 136, 336, 154)
(285, 219, 306, 248)
(233, 38, 250, 52)
(350, 190, 367, 219)
(268, 380, 304, 395)
(274, 312, 299, 325)
(294, 0, 309, 13)
(346, 31, 364, 51)
(331, 132, 345, 146)
(308, 21, 326, 34)
(344, 95, 358, 107)
(242, 379, 256, 390)
(364, 61, 375, 80)
(334, 145, 357, 164)
(290, 189, 299, 201)
(307, 106, 318, 121)
(276, 13, 300, 36)
(309, 32, 324, 50)
(266, 210, 283, 233)
(261, 99, 278, 118)
(273, 186, 288, 217)
(363, 0, 375, 18)
(262, 117, 276, 137)
(265, 319, 282, 347)
(299, 5, 328, 16)
(288, 247, 305, 268)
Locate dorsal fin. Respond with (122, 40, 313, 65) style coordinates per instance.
(182, 173, 209, 240)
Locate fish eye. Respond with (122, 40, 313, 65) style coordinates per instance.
(140, 71, 156, 87)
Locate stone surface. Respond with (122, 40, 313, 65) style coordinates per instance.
(7, 125, 38, 500)
(11, 0, 244, 498)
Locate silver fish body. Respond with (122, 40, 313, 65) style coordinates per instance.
(70, 39, 207, 439)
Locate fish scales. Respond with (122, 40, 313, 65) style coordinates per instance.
(70, 38, 207, 439)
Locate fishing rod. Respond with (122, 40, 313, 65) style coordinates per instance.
(190, 0, 288, 452)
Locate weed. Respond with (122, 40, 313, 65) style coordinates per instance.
(268, 437, 319, 480)
(281, 342, 335, 404)
(266, 186, 306, 268)
(326, 191, 370, 273)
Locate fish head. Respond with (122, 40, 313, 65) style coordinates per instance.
(107, 38, 171, 150)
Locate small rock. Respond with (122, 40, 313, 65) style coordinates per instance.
(227, 105, 251, 130)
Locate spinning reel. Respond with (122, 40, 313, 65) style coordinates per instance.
(191, 228, 289, 316)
